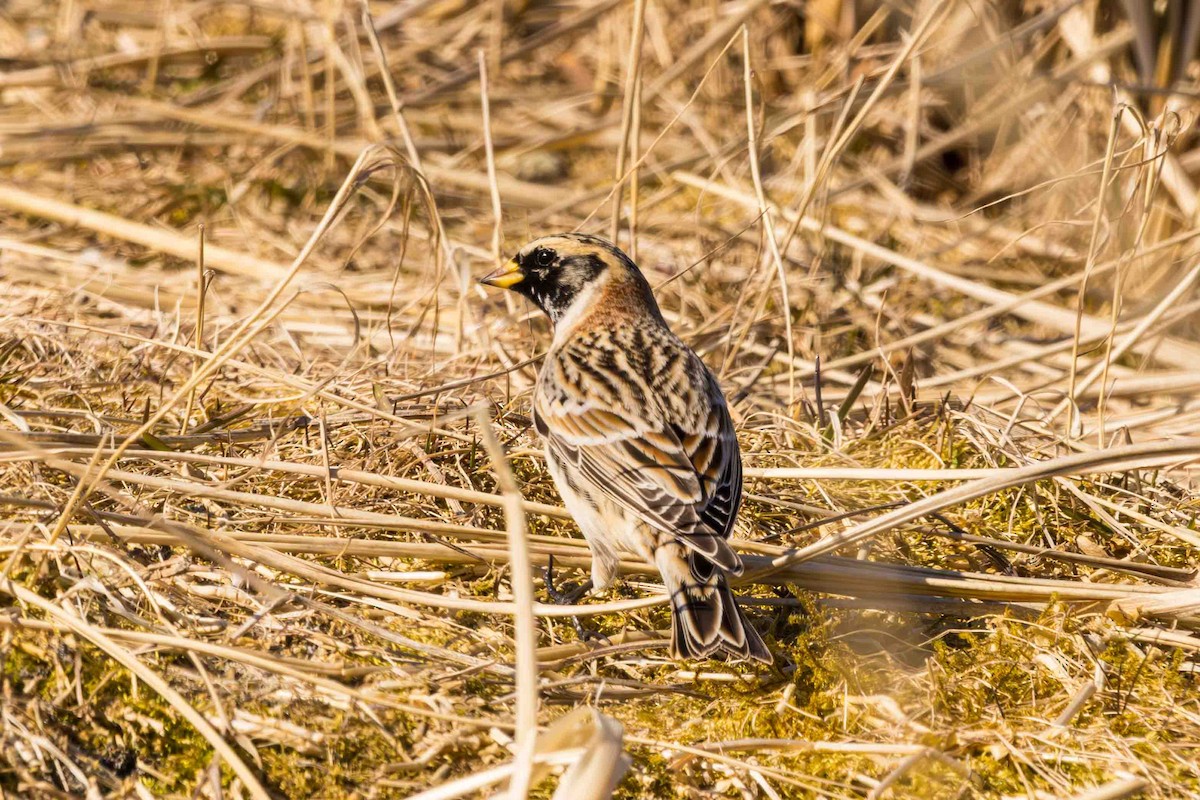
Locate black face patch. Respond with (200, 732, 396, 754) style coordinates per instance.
(512, 248, 607, 322)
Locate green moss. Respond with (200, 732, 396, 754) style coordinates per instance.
(2, 629, 222, 795)
(257, 708, 423, 798)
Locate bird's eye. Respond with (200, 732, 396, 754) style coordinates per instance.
(533, 248, 555, 268)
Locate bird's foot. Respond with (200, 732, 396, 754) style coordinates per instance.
(543, 554, 593, 605)
(544, 555, 608, 645)
(579, 627, 613, 647)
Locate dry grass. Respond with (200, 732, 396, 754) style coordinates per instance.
(2, 0, 1200, 798)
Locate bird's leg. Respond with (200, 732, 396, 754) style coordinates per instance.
(543, 554, 594, 605)
(543, 555, 606, 644)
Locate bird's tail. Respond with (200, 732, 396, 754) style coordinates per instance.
(655, 543, 772, 664)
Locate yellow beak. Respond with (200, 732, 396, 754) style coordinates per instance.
(479, 259, 525, 289)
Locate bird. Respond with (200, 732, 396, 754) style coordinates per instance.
(480, 233, 771, 664)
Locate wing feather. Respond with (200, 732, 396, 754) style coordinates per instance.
(537, 343, 743, 571)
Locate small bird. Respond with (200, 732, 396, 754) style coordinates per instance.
(481, 233, 771, 664)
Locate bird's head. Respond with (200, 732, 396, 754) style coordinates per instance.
(480, 233, 657, 324)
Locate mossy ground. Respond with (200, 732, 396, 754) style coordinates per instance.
(3, 391, 1197, 797)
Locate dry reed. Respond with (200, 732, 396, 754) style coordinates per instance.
(1, 1, 1199, 798)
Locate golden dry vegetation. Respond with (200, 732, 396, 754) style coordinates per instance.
(1, 0, 1200, 798)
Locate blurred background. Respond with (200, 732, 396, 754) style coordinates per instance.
(4, 0, 1200, 438)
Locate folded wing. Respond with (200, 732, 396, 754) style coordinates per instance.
(536, 346, 743, 572)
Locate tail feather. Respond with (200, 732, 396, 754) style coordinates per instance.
(656, 545, 772, 665)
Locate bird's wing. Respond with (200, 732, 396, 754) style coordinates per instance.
(536, 346, 742, 572)
(694, 370, 743, 541)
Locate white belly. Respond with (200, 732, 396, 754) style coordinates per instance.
(545, 446, 645, 590)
